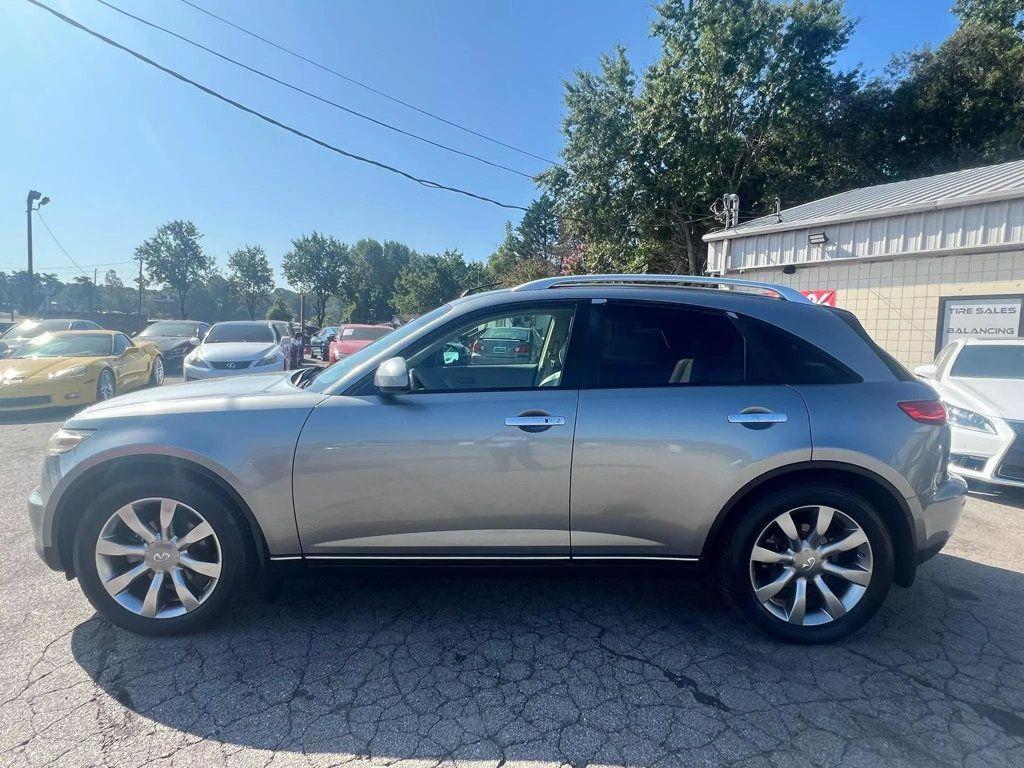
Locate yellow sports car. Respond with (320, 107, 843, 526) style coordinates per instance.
(0, 330, 164, 411)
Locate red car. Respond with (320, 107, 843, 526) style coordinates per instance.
(327, 324, 393, 363)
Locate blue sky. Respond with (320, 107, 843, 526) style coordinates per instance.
(1, 0, 958, 285)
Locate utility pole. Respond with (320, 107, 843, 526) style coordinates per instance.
(137, 258, 144, 317)
(92, 268, 98, 314)
(25, 190, 50, 316)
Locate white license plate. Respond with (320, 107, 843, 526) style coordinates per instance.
(493, 346, 507, 353)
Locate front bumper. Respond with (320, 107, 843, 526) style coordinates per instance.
(0, 377, 97, 411)
(183, 360, 283, 381)
(912, 474, 968, 565)
(948, 421, 1024, 489)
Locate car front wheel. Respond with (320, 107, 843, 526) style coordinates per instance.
(721, 484, 894, 643)
(73, 479, 250, 635)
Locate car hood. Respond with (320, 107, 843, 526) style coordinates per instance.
(69, 370, 318, 424)
(147, 336, 194, 353)
(0, 356, 100, 381)
(197, 342, 277, 361)
(944, 377, 1024, 421)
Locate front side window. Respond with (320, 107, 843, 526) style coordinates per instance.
(593, 304, 745, 388)
(113, 334, 131, 355)
(405, 306, 577, 392)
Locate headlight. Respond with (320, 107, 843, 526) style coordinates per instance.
(45, 428, 95, 456)
(48, 364, 88, 381)
(945, 404, 997, 434)
(254, 354, 279, 367)
(187, 354, 209, 369)
(170, 342, 192, 354)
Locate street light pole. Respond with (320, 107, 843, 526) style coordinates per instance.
(25, 190, 49, 316)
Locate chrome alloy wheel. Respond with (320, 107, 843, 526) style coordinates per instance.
(98, 370, 115, 400)
(94, 498, 222, 619)
(749, 505, 873, 626)
(152, 356, 165, 385)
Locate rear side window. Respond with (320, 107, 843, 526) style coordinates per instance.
(740, 317, 859, 385)
(589, 303, 857, 388)
(829, 307, 914, 381)
(593, 304, 745, 387)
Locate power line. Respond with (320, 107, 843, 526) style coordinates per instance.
(0, 260, 136, 274)
(33, 212, 90, 279)
(26, 0, 532, 214)
(175, 0, 560, 167)
(94, 0, 538, 181)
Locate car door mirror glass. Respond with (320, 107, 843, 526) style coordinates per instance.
(375, 357, 411, 394)
(913, 363, 938, 379)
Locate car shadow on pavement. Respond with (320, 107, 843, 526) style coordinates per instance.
(69, 555, 1024, 767)
(968, 483, 1024, 510)
(0, 406, 79, 425)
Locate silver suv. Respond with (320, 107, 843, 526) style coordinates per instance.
(27, 275, 967, 643)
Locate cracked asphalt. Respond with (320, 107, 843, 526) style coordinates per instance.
(1, 397, 1023, 767)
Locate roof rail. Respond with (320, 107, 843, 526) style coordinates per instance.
(511, 274, 810, 303)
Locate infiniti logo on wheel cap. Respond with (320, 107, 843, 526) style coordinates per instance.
(152, 552, 172, 562)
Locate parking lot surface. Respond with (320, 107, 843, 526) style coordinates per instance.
(0, 391, 1022, 767)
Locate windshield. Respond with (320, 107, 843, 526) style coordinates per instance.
(950, 345, 1024, 380)
(1, 320, 70, 339)
(12, 334, 111, 359)
(138, 322, 197, 338)
(340, 326, 392, 341)
(306, 305, 450, 393)
(205, 323, 275, 343)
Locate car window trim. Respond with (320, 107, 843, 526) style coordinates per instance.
(346, 299, 590, 396)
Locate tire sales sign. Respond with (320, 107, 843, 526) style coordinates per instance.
(941, 297, 1023, 346)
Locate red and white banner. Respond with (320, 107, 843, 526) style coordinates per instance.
(801, 289, 837, 306)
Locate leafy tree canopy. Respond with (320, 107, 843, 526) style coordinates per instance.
(281, 232, 348, 328)
(228, 245, 275, 320)
(393, 250, 486, 315)
(135, 220, 214, 319)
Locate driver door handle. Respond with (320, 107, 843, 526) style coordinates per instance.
(504, 415, 566, 428)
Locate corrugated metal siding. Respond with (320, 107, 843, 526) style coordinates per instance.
(706, 196, 1024, 274)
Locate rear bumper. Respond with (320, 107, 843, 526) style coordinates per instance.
(912, 474, 968, 565)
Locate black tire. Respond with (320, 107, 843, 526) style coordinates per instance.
(96, 368, 116, 401)
(148, 355, 165, 386)
(72, 477, 252, 635)
(719, 483, 894, 644)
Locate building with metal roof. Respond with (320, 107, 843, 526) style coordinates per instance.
(703, 159, 1024, 366)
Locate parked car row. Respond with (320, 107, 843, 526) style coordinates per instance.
(307, 324, 393, 362)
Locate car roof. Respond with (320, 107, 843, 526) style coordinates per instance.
(211, 320, 271, 326)
(36, 330, 116, 336)
(339, 323, 391, 329)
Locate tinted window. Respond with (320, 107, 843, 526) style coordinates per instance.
(594, 305, 745, 387)
(113, 334, 131, 355)
(1, 319, 72, 338)
(138, 322, 197, 337)
(205, 323, 275, 343)
(742, 318, 859, 385)
(950, 345, 1024, 379)
(341, 327, 392, 341)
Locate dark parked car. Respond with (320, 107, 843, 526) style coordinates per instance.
(135, 321, 210, 369)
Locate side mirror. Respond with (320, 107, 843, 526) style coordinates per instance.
(189, 336, 201, 346)
(375, 357, 411, 394)
(913, 363, 938, 379)
(280, 335, 292, 346)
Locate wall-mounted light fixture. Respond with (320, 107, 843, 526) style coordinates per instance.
(807, 231, 829, 245)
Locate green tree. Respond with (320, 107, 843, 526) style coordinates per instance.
(487, 196, 570, 287)
(345, 239, 413, 322)
(266, 296, 294, 321)
(393, 250, 485, 315)
(281, 232, 347, 328)
(135, 220, 214, 319)
(227, 245, 274, 320)
(9, 271, 63, 314)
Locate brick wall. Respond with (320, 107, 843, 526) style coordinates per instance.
(735, 249, 1024, 367)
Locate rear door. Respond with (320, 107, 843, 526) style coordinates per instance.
(570, 301, 813, 559)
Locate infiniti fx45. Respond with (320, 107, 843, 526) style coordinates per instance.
(27, 275, 967, 643)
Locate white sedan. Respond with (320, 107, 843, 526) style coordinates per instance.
(915, 338, 1024, 488)
(183, 321, 292, 381)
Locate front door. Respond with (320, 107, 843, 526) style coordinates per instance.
(293, 302, 583, 558)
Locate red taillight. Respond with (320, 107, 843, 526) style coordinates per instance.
(470, 340, 484, 354)
(898, 400, 947, 425)
(514, 343, 530, 355)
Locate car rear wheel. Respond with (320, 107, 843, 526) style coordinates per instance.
(720, 484, 894, 643)
(97, 369, 116, 401)
(148, 356, 165, 386)
(73, 479, 250, 635)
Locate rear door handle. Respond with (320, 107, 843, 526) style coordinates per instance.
(728, 412, 787, 424)
(505, 416, 566, 428)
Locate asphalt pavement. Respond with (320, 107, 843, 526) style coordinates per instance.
(0, 384, 1021, 767)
